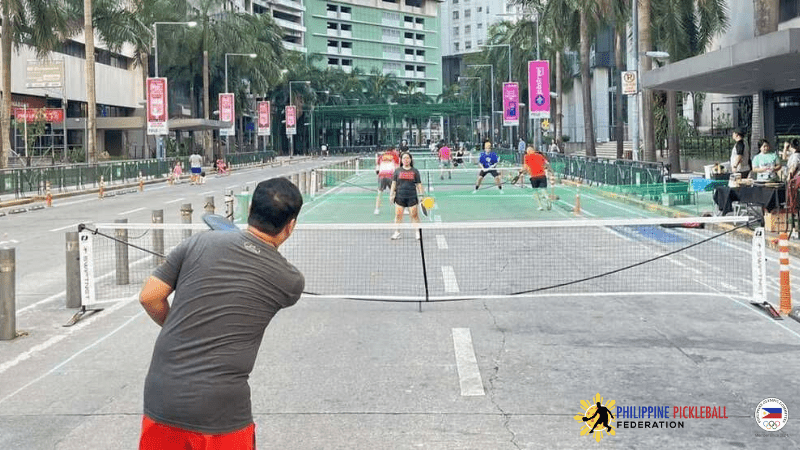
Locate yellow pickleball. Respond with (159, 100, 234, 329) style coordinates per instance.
(421, 197, 435, 210)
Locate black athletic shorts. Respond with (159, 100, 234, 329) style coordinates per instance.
(530, 176, 547, 188)
(394, 196, 419, 208)
(479, 169, 499, 178)
(378, 177, 392, 191)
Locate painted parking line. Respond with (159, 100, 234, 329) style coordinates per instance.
(118, 207, 145, 216)
(442, 266, 460, 293)
(164, 198, 185, 205)
(452, 328, 485, 396)
(436, 235, 448, 250)
(50, 223, 86, 232)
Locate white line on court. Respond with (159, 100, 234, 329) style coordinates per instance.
(451, 328, 485, 396)
(442, 266, 460, 293)
(436, 235, 448, 250)
(0, 240, 18, 245)
(49, 223, 87, 232)
(164, 198, 185, 204)
(226, 185, 239, 189)
(52, 197, 98, 207)
(200, 191, 214, 195)
(118, 207, 145, 216)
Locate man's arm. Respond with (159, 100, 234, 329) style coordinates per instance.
(139, 276, 173, 327)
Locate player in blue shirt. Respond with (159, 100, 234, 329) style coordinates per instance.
(473, 141, 503, 193)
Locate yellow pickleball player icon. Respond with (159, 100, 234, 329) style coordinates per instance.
(541, 119, 550, 131)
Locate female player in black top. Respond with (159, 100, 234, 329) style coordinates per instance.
(390, 152, 424, 240)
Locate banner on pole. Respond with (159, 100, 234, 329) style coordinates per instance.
(257, 101, 271, 136)
(528, 61, 551, 119)
(286, 106, 297, 136)
(622, 71, 638, 96)
(503, 82, 520, 127)
(219, 93, 235, 136)
(146, 78, 168, 136)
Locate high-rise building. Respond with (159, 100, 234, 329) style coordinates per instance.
(305, 0, 443, 97)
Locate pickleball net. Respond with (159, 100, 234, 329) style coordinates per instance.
(79, 216, 763, 304)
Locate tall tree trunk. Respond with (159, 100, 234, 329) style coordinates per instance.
(615, 30, 624, 159)
(555, 50, 562, 151)
(639, 0, 656, 162)
(1, 0, 12, 168)
(85, 0, 97, 164)
(579, 11, 596, 157)
(667, 91, 680, 173)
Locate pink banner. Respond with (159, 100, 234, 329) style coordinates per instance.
(257, 101, 271, 136)
(503, 83, 519, 126)
(219, 93, 235, 136)
(146, 77, 168, 135)
(528, 61, 551, 119)
(286, 106, 296, 136)
(13, 108, 64, 123)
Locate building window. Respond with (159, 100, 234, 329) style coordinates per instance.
(477, 22, 483, 30)
(477, 39, 483, 46)
(328, 58, 339, 65)
(342, 59, 352, 67)
(341, 6, 351, 14)
(464, 9, 471, 18)
(453, 26, 459, 35)
(464, 25, 471, 34)
(454, 0, 458, 3)
(416, 18, 424, 26)
(415, 33, 424, 43)
(454, 42, 460, 52)
(465, 41, 472, 50)
(327, 22, 338, 31)
(453, 11, 459, 20)
(477, 6, 482, 12)
(416, 50, 425, 57)
(327, 4, 337, 12)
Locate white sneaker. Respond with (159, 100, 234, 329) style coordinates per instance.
(374, 208, 380, 215)
(499, 189, 504, 194)
(538, 206, 544, 211)
(391, 231, 401, 240)
(472, 189, 478, 194)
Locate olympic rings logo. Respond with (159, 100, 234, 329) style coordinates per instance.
(762, 421, 782, 430)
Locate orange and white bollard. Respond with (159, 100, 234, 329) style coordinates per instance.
(138, 171, 144, 192)
(779, 232, 792, 315)
(99, 176, 105, 199)
(45, 181, 52, 207)
(573, 183, 582, 215)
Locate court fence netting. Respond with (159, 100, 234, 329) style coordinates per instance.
(76, 216, 767, 306)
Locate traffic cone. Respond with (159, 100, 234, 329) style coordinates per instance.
(779, 232, 792, 315)
(573, 184, 582, 215)
(45, 181, 52, 207)
(138, 171, 144, 192)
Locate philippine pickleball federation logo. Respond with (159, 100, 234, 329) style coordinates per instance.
(755, 398, 788, 432)
(574, 393, 616, 442)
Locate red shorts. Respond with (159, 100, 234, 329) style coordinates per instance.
(139, 415, 255, 450)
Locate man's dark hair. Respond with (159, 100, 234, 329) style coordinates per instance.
(248, 178, 303, 236)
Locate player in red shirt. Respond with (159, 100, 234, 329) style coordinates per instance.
(375, 147, 400, 214)
(524, 145, 552, 210)
(438, 141, 452, 180)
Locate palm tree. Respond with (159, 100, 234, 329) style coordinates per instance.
(651, 0, 728, 172)
(1, 0, 72, 168)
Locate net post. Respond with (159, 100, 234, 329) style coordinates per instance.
(180, 203, 193, 240)
(114, 219, 130, 285)
(0, 247, 16, 340)
(418, 227, 429, 312)
(752, 227, 767, 302)
(152, 210, 165, 267)
(65, 231, 81, 308)
(225, 190, 234, 219)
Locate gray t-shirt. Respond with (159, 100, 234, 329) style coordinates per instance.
(143, 230, 304, 434)
(189, 153, 203, 169)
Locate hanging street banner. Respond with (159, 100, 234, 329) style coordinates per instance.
(13, 108, 64, 123)
(26, 60, 64, 88)
(257, 101, 271, 136)
(503, 82, 520, 127)
(622, 71, 638, 96)
(528, 60, 551, 119)
(219, 93, 235, 136)
(146, 78, 168, 136)
(286, 106, 297, 136)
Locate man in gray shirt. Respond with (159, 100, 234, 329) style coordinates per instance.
(189, 151, 203, 184)
(138, 177, 304, 448)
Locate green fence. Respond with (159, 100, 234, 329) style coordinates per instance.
(0, 151, 276, 198)
(547, 152, 665, 186)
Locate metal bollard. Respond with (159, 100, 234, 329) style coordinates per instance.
(152, 210, 165, 267)
(0, 247, 16, 340)
(114, 219, 130, 285)
(291, 173, 299, 187)
(224, 190, 234, 219)
(180, 203, 193, 240)
(204, 196, 215, 214)
(66, 232, 81, 308)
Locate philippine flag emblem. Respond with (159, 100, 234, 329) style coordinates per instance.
(755, 398, 788, 432)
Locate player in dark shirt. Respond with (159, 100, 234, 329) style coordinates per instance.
(390, 152, 424, 240)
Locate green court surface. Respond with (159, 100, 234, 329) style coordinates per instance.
(297, 155, 680, 224)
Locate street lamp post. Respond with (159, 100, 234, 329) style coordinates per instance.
(468, 64, 494, 145)
(310, 90, 329, 153)
(482, 44, 512, 145)
(458, 76, 482, 142)
(288, 81, 310, 156)
(224, 53, 257, 156)
(152, 21, 197, 160)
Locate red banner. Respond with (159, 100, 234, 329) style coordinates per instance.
(147, 77, 168, 135)
(257, 101, 270, 136)
(219, 93, 235, 136)
(13, 108, 64, 123)
(286, 106, 296, 136)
